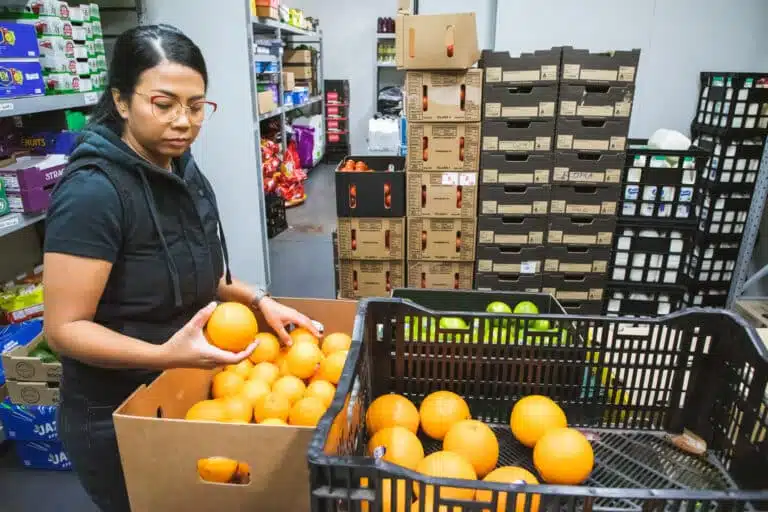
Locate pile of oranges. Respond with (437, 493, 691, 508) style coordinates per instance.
(361, 391, 595, 512)
(339, 159, 371, 172)
(186, 303, 352, 484)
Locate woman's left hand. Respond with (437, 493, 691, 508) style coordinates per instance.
(257, 296, 321, 346)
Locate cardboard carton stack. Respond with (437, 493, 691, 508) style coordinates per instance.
(548, 47, 640, 315)
(335, 155, 406, 299)
(396, 2, 481, 290)
(476, 48, 561, 294)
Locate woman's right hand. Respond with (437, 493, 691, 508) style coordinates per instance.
(162, 302, 258, 369)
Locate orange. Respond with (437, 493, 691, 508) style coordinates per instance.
(366, 394, 420, 435)
(249, 362, 280, 385)
(289, 396, 327, 427)
(366, 426, 424, 471)
(253, 392, 292, 423)
(240, 379, 271, 406)
(277, 355, 291, 376)
(321, 332, 351, 356)
(223, 395, 253, 423)
(248, 332, 281, 364)
(509, 395, 567, 448)
(419, 391, 471, 441)
(259, 418, 287, 426)
(316, 350, 347, 385)
(185, 399, 228, 422)
(413, 451, 476, 501)
(411, 495, 464, 512)
(361, 477, 410, 512)
(290, 327, 319, 346)
(476, 466, 540, 512)
(533, 427, 593, 485)
(305, 380, 336, 408)
(226, 359, 253, 379)
(206, 302, 258, 352)
(272, 375, 307, 405)
(443, 419, 499, 478)
(197, 457, 237, 483)
(285, 341, 323, 379)
(211, 370, 246, 399)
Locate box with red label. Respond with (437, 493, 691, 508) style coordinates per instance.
(326, 131, 349, 145)
(325, 118, 348, 133)
(325, 104, 348, 118)
(325, 79, 349, 105)
(0, 60, 44, 98)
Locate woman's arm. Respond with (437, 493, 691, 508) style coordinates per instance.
(217, 275, 320, 344)
(43, 252, 170, 369)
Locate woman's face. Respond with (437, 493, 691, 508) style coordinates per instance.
(114, 61, 208, 163)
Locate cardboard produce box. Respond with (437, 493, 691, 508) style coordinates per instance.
(561, 47, 641, 85)
(544, 246, 611, 274)
(407, 261, 474, 290)
(479, 48, 562, 86)
(549, 185, 619, 216)
(339, 260, 404, 299)
(558, 84, 634, 119)
(283, 49, 313, 65)
(555, 118, 629, 152)
(282, 71, 295, 91)
(336, 217, 405, 260)
(475, 272, 542, 293)
(257, 90, 277, 114)
(553, 151, 624, 185)
(114, 298, 357, 512)
(395, 2, 480, 70)
(407, 217, 476, 262)
(548, 215, 616, 246)
(483, 84, 557, 120)
(6, 379, 59, 406)
(406, 122, 481, 171)
(2, 332, 61, 384)
(476, 245, 545, 275)
(481, 152, 553, 185)
(285, 65, 313, 80)
(477, 215, 547, 246)
(482, 120, 554, 153)
(335, 156, 405, 218)
(405, 70, 482, 122)
(406, 171, 478, 218)
(542, 273, 606, 302)
(479, 184, 550, 216)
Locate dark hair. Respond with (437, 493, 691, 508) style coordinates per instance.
(89, 24, 208, 128)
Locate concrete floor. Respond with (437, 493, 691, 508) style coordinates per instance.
(0, 164, 338, 511)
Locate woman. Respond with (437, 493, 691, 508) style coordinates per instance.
(42, 25, 318, 511)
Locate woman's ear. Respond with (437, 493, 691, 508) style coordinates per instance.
(112, 88, 129, 120)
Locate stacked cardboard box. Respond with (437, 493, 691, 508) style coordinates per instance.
(398, 6, 481, 290)
(476, 48, 561, 294)
(335, 155, 406, 299)
(686, 72, 768, 308)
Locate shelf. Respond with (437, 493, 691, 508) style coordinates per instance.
(254, 54, 278, 62)
(0, 212, 46, 239)
(252, 17, 319, 38)
(376, 33, 396, 39)
(377, 62, 398, 68)
(0, 91, 101, 119)
(257, 96, 323, 122)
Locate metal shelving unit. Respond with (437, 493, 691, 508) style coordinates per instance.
(0, 92, 101, 119)
(252, 17, 325, 157)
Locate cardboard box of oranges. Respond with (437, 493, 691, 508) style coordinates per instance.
(113, 297, 357, 512)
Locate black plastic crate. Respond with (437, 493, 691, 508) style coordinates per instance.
(480, 152, 553, 186)
(604, 283, 687, 317)
(477, 215, 547, 246)
(335, 155, 406, 218)
(610, 226, 695, 285)
(479, 47, 562, 86)
(618, 139, 707, 224)
(685, 284, 730, 308)
(692, 126, 765, 191)
(325, 79, 350, 105)
(695, 72, 768, 133)
(265, 193, 287, 238)
(482, 84, 557, 121)
(696, 188, 752, 240)
(561, 47, 641, 86)
(474, 271, 542, 293)
(308, 293, 768, 510)
(553, 151, 624, 186)
(684, 236, 741, 286)
(558, 84, 635, 120)
(476, 244, 545, 275)
(391, 288, 566, 315)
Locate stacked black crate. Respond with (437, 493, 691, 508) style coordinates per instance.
(476, 48, 561, 293)
(324, 79, 351, 163)
(687, 72, 768, 307)
(605, 141, 707, 317)
(549, 47, 640, 315)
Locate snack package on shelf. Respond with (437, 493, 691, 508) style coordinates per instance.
(0, 266, 44, 324)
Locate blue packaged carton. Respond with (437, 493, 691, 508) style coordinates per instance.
(0, 398, 58, 441)
(14, 440, 71, 470)
(0, 319, 43, 385)
(0, 23, 40, 59)
(0, 60, 45, 98)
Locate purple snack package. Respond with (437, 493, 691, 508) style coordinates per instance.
(293, 125, 315, 169)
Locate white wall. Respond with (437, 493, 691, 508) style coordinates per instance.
(495, 0, 768, 138)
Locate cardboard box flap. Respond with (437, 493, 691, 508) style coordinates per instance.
(397, 0, 411, 13)
(396, 12, 480, 70)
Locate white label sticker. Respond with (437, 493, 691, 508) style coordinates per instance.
(84, 92, 98, 104)
(459, 173, 477, 186)
(520, 261, 538, 274)
(441, 172, 459, 186)
(0, 102, 14, 112)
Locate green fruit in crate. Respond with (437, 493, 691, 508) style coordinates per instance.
(438, 316, 468, 330)
(29, 347, 58, 363)
(486, 301, 512, 314)
(514, 300, 550, 331)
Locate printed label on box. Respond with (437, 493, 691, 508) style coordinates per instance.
(502, 106, 538, 118)
(563, 64, 580, 80)
(485, 103, 501, 117)
(557, 135, 574, 150)
(520, 261, 538, 274)
(541, 65, 558, 80)
(580, 69, 618, 82)
(618, 66, 636, 82)
(500, 140, 533, 152)
(578, 105, 615, 117)
(485, 67, 502, 83)
(482, 136, 499, 151)
(503, 70, 539, 83)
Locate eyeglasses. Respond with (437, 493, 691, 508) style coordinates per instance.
(135, 92, 218, 125)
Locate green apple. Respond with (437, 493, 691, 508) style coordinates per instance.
(439, 316, 469, 330)
(486, 301, 512, 313)
(513, 300, 540, 315)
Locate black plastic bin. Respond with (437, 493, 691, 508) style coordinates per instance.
(265, 193, 287, 238)
(308, 292, 768, 511)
